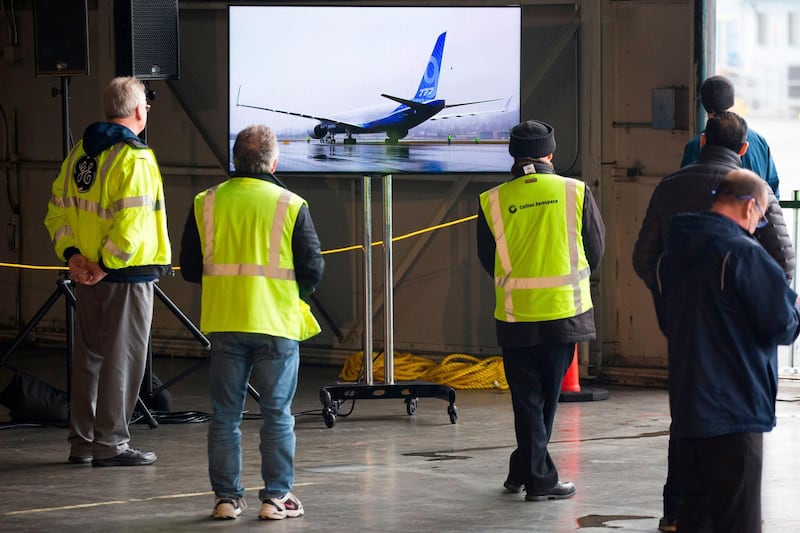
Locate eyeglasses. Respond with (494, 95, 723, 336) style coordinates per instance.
(710, 190, 769, 229)
(753, 200, 768, 229)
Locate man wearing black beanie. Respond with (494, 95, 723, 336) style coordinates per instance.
(476, 120, 605, 502)
(681, 75, 780, 198)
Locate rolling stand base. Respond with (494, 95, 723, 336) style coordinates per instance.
(319, 381, 457, 428)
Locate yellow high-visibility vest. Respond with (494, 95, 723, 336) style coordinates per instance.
(479, 172, 592, 323)
(44, 139, 171, 268)
(194, 178, 320, 341)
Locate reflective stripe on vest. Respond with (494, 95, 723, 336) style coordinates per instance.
(200, 186, 296, 281)
(45, 138, 171, 268)
(52, 142, 162, 263)
(194, 179, 320, 340)
(483, 176, 590, 322)
(49, 145, 86, 246)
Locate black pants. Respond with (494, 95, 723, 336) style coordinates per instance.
(663, 429, 682, 519)
(676, 432, 763, 533)
(502, 342, 574, 494)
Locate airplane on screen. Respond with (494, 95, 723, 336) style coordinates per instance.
(236, 32, 507, 144)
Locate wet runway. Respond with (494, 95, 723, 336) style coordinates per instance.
(229, 139, 511, 174)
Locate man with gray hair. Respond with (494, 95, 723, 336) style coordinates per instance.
(44, 76, 171, 467)
(180, 124, 324, 521)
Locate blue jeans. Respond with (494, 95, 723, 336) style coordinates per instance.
(207, 332, 299, 501)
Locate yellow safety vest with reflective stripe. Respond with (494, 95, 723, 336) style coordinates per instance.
(194, 178, 321, 341)
(44, 139, 171, 268)
(479, 173, 592, 323)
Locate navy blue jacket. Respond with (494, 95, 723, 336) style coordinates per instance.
(655, 212, 800, 439)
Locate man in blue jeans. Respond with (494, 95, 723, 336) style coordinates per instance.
(180, 124, 324, 520)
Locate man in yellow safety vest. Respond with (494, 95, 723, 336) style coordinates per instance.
(180, 124, 324, 521)
(45, 76, 171, 468)
(476, 120, 605, 501)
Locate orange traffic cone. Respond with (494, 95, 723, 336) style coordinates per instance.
(559, 344, 608, 402)
(561, 346, 581, 393)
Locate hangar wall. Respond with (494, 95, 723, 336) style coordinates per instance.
(0, 0, 697, 380)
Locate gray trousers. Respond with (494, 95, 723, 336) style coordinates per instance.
(68, 281, 154, 460)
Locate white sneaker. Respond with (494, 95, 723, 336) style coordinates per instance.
(258, 492, 304, 520)
(212, 497, 246, 520)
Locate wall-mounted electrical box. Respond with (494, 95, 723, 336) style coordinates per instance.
(652, 87, 689, 130)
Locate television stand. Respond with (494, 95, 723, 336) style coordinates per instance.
(319, 174, 457, 427)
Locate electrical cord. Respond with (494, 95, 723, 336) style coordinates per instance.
(328, 350, 385, 419)
(338, 350, 508, 390)
(130, 410, 211, 424)
(290, 350, 384, 421)
(0, 421, 65, 430)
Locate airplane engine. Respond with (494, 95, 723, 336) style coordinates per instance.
(309, 124, 330, 139)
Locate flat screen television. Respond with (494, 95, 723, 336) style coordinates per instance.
(228, 5, 521, 174)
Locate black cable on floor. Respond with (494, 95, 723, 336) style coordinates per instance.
(0, 421, 62, 430)
(323, 350, 384, 419)
(131, 410, 211, 424)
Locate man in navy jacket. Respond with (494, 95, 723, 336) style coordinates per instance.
(655, 169, 800, 532)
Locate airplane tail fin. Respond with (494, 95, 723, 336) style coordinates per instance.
(412, 32, 446, 102)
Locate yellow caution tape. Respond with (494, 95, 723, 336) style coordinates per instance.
(0, 214, 479, 268)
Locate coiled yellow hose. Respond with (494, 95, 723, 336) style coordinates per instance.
(339, 351, 508, 390)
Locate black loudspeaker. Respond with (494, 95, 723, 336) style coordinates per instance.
(33, 0, 90, 77)
(114, 0, 180, 80)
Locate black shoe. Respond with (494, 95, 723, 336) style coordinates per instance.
(658, 517, 677, 532)
(92, 448, 157, 467)
(503, 479, 524, 493)
(68, 455, 93, 464)
(525, 481, 576, 501)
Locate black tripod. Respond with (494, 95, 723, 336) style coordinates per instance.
(0, 275, 245, 429)
(1, 277, 76, 388)
(0, 276, 164, 428)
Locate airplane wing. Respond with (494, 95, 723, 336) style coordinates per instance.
(430, 95, 513, 120)
(380, 93, 503, 110)
(236, 86, 363, 130)
(236, 102, 365, 130)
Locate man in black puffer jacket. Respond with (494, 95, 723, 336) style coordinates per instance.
(632, 110, 795, 532)
(634, 111, 794, 290)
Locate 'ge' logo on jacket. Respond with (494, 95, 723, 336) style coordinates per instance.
(73, 155, 97, 193)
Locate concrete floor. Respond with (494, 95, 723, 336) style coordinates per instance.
(1, 350, 800, 532)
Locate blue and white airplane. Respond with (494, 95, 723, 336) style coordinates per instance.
(236, 32, 504, 144)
